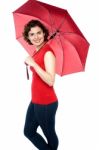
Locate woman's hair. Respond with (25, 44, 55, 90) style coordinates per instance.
(23, 20, 49, 45)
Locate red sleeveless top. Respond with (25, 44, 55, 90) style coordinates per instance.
(30, 44, 58, 105)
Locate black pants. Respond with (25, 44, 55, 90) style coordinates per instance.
(24, 101, 59, 150)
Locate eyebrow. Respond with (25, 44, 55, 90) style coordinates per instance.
(29, 30, 42, 34)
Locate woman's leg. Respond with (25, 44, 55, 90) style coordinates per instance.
(24, 101, 50, 150)
(34, 101, 59, 150)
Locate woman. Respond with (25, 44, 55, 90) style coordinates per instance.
(23, 20, 59, 150)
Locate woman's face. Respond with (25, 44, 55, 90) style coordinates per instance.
(28, 26, 45, 48)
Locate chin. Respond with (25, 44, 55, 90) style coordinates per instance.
(36, 41, 44, 46)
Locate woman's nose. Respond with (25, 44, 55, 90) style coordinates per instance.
(34, 34, 38, 39)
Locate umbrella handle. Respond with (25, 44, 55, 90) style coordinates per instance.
(26, 64, 29, 80)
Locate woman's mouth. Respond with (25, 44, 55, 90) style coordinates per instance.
(34, 40, 41, 43)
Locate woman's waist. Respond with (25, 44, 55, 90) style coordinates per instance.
(31, 78, 54, 89)
(31, 83, 55, 92)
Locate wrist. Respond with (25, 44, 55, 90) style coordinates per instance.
(31, 61, 36, 68)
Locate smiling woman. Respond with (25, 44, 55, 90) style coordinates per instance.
(28, 26, 45, 50)
(23, 20, 49, 46)
(22, 20, 59, 150)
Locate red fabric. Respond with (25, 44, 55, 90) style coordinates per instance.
(13, 0, 89, 76)
(30, 44, 58, 105)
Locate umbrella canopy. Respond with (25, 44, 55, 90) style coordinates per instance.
(13, 0, 90, 76)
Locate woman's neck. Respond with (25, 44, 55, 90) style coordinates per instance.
(36, 42, 46, 51)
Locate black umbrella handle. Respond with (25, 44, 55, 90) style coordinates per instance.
(26, 64, 29, 80)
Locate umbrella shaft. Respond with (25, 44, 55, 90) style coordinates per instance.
(49, 30, 59, 40)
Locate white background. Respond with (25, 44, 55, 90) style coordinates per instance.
(0, 0, 99, 150)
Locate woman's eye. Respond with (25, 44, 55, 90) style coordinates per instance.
(38, 31, 42, 35)
(30, 33, 34, 36)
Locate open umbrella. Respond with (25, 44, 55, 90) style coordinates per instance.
(13, 0, 90, 76)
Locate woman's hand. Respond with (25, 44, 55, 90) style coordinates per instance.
(25, 56, 35, 67)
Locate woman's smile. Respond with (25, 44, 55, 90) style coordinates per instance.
(34, 40, 41, 43)
(28, 26, 45, 50)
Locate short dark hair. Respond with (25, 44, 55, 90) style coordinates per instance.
(23, 20, 49, 45)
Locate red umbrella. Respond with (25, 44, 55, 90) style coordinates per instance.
(13, 0, 90, 76)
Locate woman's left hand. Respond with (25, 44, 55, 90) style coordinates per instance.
(25, 56, 35, 67)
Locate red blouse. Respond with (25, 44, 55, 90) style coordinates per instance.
(30, 44, 58, 105)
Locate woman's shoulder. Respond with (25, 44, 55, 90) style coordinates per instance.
(44, 44, 55, 56)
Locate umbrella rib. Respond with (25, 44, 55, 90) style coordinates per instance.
(50, 35, 65, 76)
(60, 31, 81, 37)
(60, 31, 89, 44)
(61, 34, 84, 68)
(46, 8, 66, 34)
(60, 31, 77, 34)
(60, 30, 87, 42)
(46, 9, 63, 40)
(47, 10, 67, 38)
(57, 34, 65, 75)
(57, 15, 67, 31)
(48, 11, 56, 34)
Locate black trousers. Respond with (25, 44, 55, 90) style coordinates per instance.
(24, 101, 59, 150)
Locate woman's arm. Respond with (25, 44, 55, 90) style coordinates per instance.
(25, 51, 56, 86)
